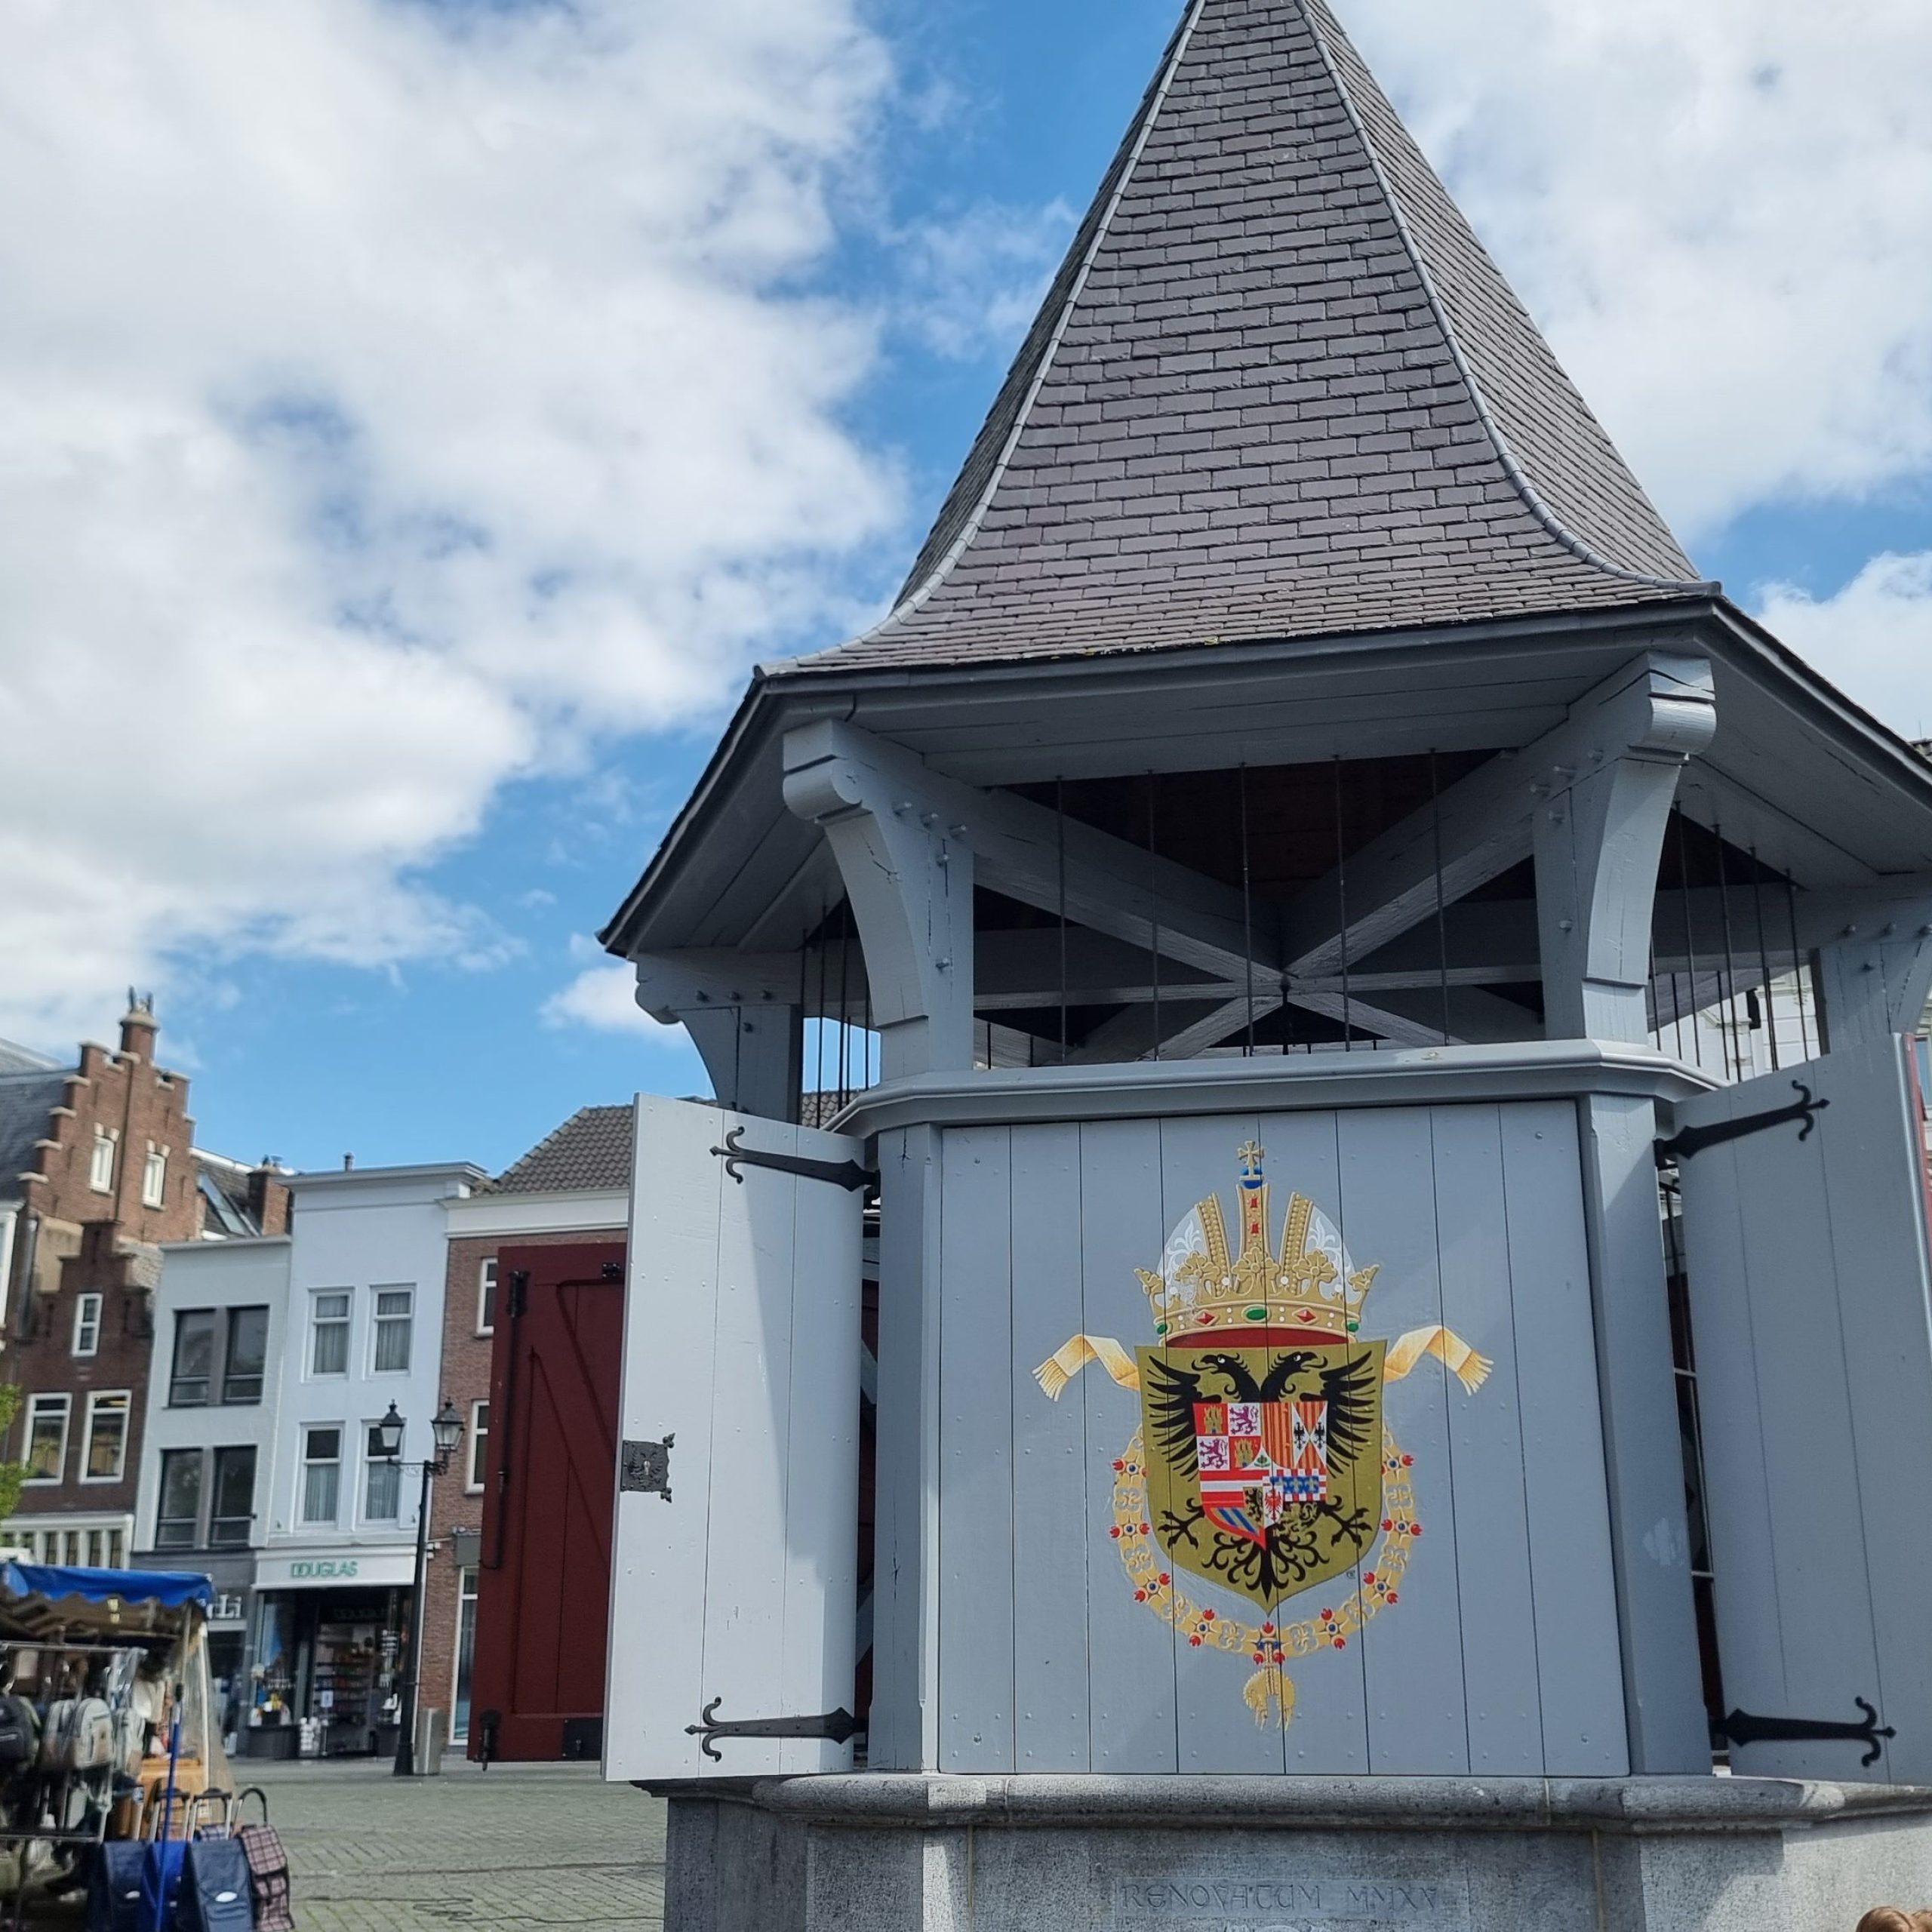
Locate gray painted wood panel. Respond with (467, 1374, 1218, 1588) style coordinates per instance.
(1498, 1103, 1629, 1775)
(937, 1126, 1016, 1770)
(1008, 1124, 1093, 1770)
(1429, 1106, 1545, 1774)
(929, 1094, 1627, 1778)
(1340, 1106, 1471, 1777)
(1076, 1117, 1179, 1773)
(1678, 1037, 1932, 1783)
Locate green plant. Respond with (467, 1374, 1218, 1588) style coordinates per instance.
(0, 1386, 26, 1528)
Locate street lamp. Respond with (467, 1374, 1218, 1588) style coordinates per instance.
(385, 1396, 464, 1777)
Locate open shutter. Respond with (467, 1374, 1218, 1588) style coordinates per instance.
(603, 1094, 864, 1782)
(1673, 1035, 1932, 1782)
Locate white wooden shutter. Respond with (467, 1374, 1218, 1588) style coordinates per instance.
(603, 1094, 863, 1782)
(1674, 1035, 1932, 1783)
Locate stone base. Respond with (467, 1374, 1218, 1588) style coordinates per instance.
(660, 1774, 1932, 1932)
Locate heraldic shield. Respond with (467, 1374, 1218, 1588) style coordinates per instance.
(1035, 1139, 1492, 1724)
(1139, 1334, 1386, 1611)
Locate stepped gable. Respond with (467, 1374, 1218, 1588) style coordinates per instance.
(789, 0, 1704, 676)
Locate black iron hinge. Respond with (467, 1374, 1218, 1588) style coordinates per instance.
(712, 1125, 875, 1194)
(1719, 1697, 1894, 1768)
(686, 1697, 860, 1761)
(1656, 1080, 1830, 1168)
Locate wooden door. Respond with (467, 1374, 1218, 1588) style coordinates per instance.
(1674, 1034, 1932, 1782)
(602, 1095, 864, 1782)
(470, 1238, 626, 1763)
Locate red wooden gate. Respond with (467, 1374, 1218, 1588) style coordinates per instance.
(469, 1239, 625, 1762)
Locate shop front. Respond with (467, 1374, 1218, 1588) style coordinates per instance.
(247, 1548, 416, 1759)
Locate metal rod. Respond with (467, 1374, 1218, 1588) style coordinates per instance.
(1714, 826, 1743, 1080)
(1057, 778, 1069, 1062)
(1149, 775, 1162, 1063)
(1238, 766, 1255, 1057)
(1430, 749, 1450, 1047)
(815, 907, 828, 1103)
(837, 900, 852, 1109)
(796, 927, 811, 1124)
(1675, 812, 1703, 1069)
(1785, 873, 1813, 1060)
(1750, 848, 1780, 1072)
(1334, 758, 1352, 1051)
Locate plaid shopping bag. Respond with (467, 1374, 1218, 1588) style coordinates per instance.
(238, 1821, 294, 1930)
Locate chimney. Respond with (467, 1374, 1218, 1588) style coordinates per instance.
(343, 1153, 355, 1171)
(119, 990, 158, 1062)
(248, 1164, 292, 1237)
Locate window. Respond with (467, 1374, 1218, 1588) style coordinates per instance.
(310, 1291, 351, 1376)
(89, 1131, 115, 1193)
(24, 1394, 70, 1484)
(72, 1293, 103, 1358)
(169, 1309, 215, 1406)
(467, 1401, 490, 1493)
(82, 1392, 130, 1482)
(477, 1258, 497, 1336)
(107, 1528, 123, 1568)
(86, 1530, 103, 1567)
(364, 1441, 401, 1524)
(300, 1426, 341, 1525)
(156, 1449, 202, 1548)
(63, 1531, 80, 1564)
(210, 1447, 256, 1547)
(141, 1144, 168, 1209)
(371, 1287, 413, 1374)
(452, 1568, 478, 1742)
(222, 1306, 269, 1404)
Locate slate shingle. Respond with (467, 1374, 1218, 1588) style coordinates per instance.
(783, 0, 1703, 678)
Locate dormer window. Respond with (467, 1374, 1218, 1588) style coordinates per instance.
(89, 1131, 116, 1193)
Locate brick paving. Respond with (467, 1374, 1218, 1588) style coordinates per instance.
(243, 1759, 666, 1930)
(20, 1759, 666, 1930)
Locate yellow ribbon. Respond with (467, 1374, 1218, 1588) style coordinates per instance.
(1034, 1326, 1491, 1399)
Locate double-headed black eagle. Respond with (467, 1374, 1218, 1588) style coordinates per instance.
(1143, 1348, 1378, 1481)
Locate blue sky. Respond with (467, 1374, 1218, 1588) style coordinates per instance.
(2, 0, 1927, 1176)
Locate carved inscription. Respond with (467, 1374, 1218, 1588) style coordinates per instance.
(1115, 1872, 1467, 1932)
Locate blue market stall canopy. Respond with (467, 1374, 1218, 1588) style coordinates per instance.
(2, 1562, 215, 1612)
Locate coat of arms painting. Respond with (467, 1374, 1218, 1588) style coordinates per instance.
(1035, 1140, 1491, 1723)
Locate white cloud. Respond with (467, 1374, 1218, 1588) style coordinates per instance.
(1755, 553, 1932, 739)
(895, 199, 1077, 362)
(541, 960, 683, 1042)
(0, 0, 898, 1042)
(1338, 0, 1932, 540)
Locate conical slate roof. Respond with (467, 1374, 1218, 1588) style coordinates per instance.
(792, 0, 1706, 676)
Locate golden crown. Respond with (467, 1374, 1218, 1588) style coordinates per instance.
(1137, 1142, 1378, 1343)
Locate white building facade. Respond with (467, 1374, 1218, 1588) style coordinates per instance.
(248, 1161, 482, 1758)
(133, 1232, 291, 1731)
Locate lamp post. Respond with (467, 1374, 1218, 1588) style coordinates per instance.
(377, 1398, 463, 1777)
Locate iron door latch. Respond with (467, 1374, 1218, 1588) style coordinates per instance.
(621, 1435, 674, 1501)
(686, 1697, 860, 1761)
(1656, 1079, 1830, 1168)
(1720, 1696, 1894, 1767)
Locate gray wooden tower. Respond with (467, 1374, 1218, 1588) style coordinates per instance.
(598, 2, 1932, 1925)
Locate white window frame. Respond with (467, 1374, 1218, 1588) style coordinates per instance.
(141, 1143, 168, 1209)
(451, 1566, 479, 1742)
(309, 1289, 352, 1378)
(361, 1426, 402, 1526)
(370, 1284, 414, 1376)
(72, 1291, 103, 1358)
(300, 1425, 343, 1527)
(88, 1131, 116, 1194)
(80, 1390, 131, 1484)
(23, 1394, 71, 1485)
(476, 1257, 497, 1337)
(466, 1400, 489, 1494)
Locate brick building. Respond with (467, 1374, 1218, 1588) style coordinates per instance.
(417, 1106, 630, 1755)
(0, 998, 285, 1564)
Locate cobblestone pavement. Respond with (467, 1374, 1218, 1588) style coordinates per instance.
(245, 1759, 667, 1931)
(20, 1758, 667, 1930)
